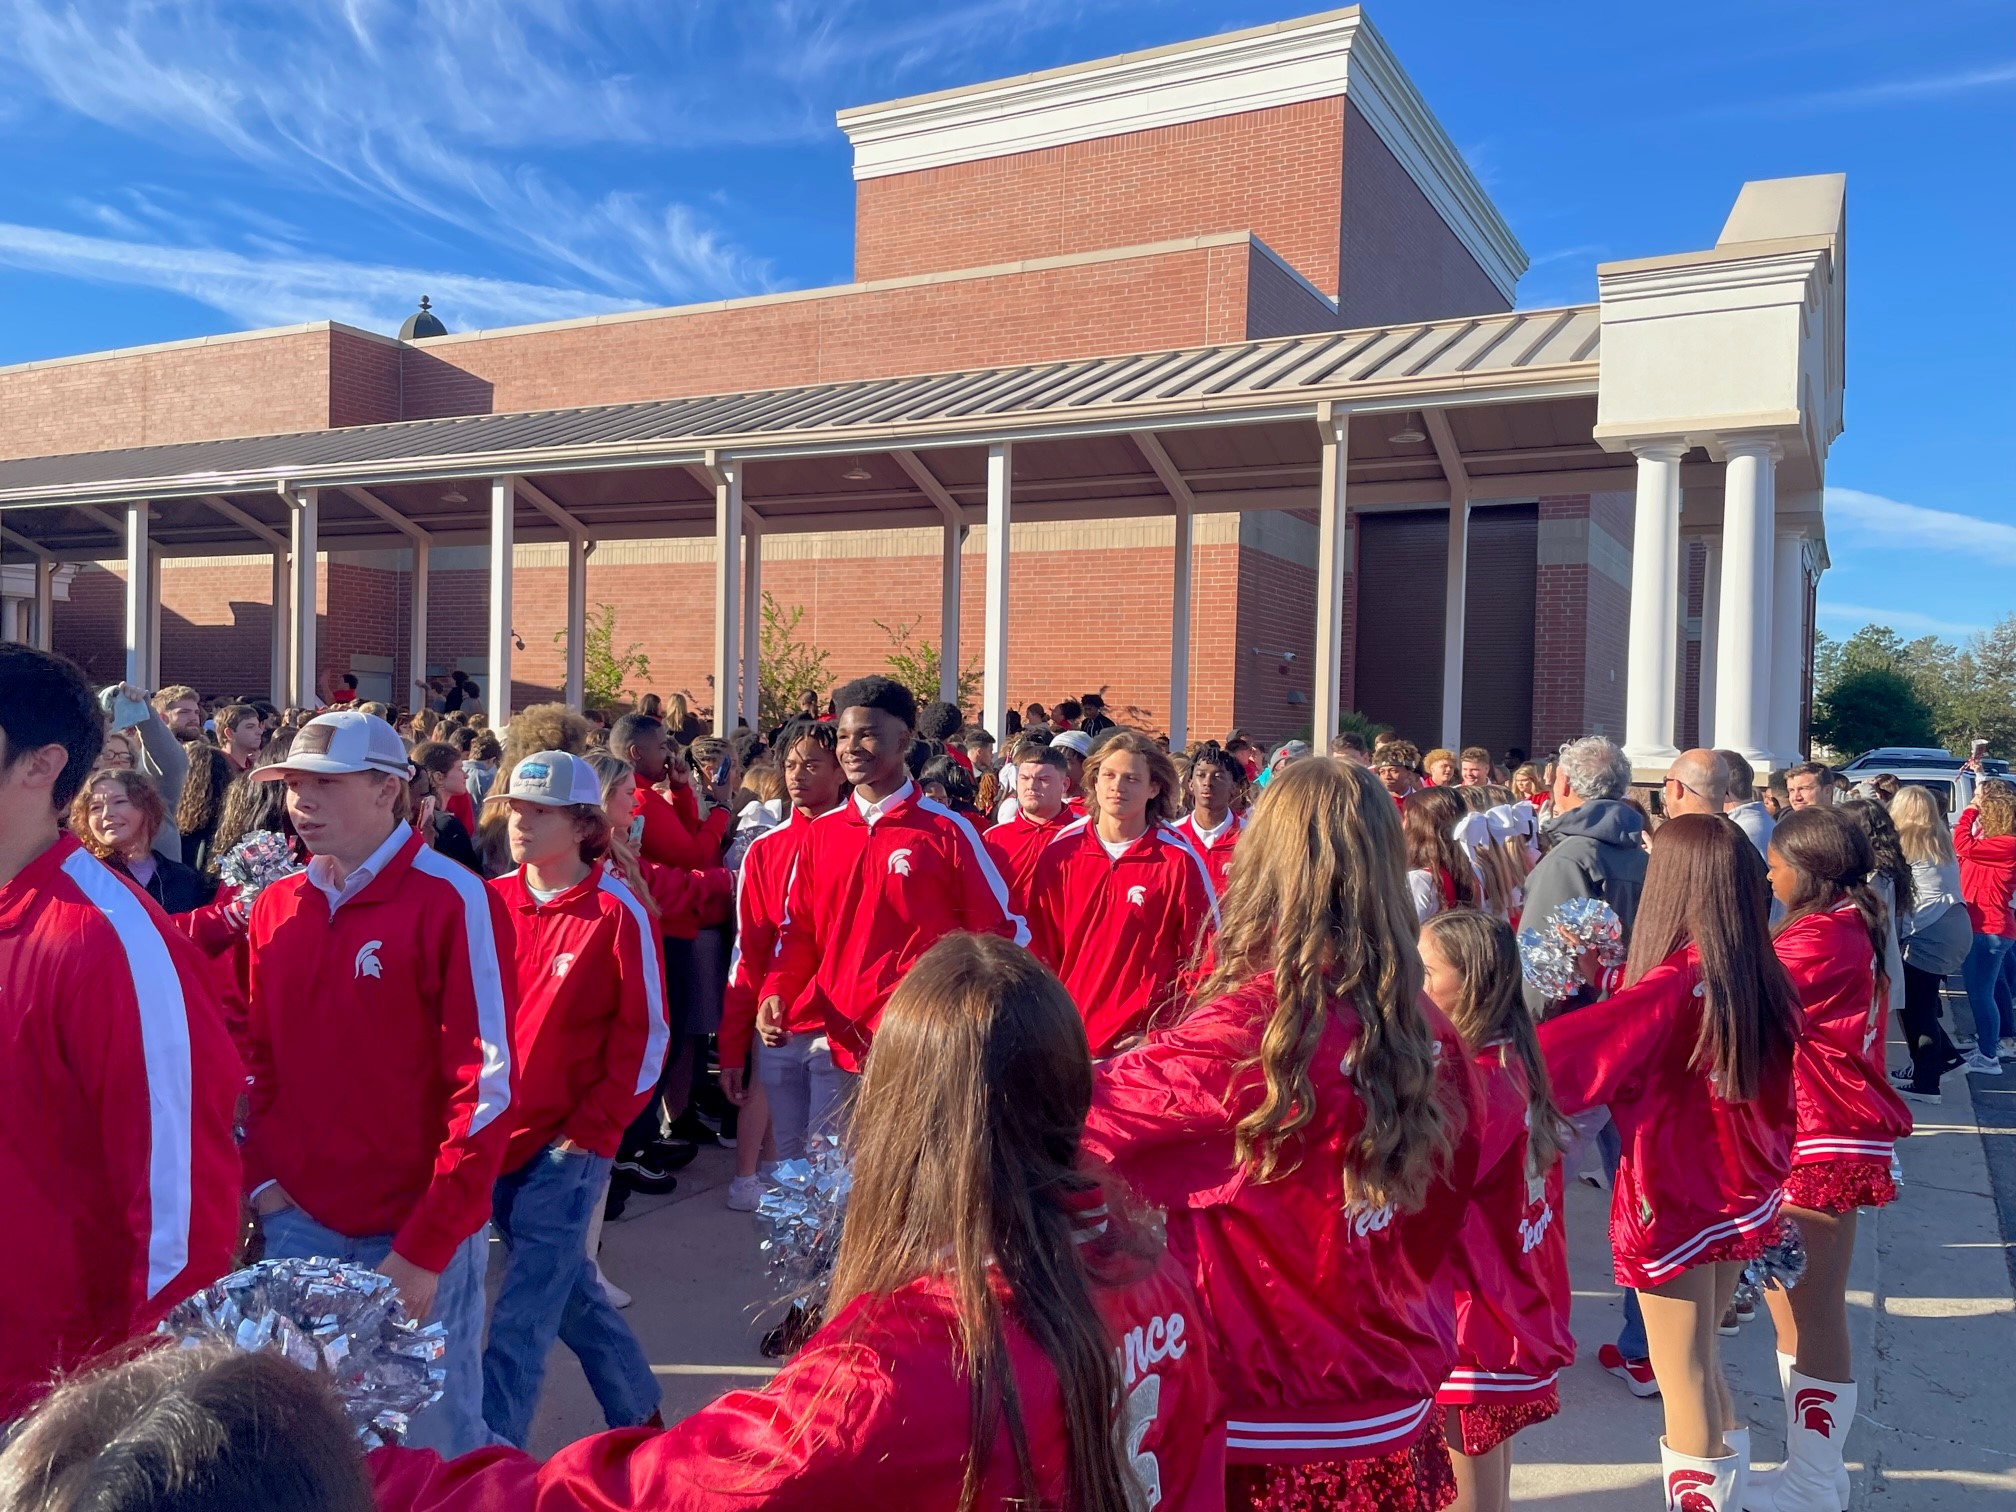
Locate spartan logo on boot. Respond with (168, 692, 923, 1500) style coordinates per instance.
(1794, 1386, 1839, 1437)
(1665, 1469, 1718, 1512)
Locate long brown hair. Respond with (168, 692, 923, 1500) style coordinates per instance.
(1193, 758, 1455, 1211)
(828, 934, 1140, 1512)
(1402, 785, 1479, 908)
(69, 769, 166, 861)
(174, 740, 233, 838)
(1626, 813, 1799, 1101)
(1084, 727, 1183, 827)
(1770, 806, 1891, 1010)
(1421, 909, 1569, 1174)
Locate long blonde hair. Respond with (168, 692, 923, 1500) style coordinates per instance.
(1889, 784, 1954, 867)
(1083, 728, 1182, 827)
(1192, 757, 1456, 1212)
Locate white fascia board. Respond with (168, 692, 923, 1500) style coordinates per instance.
(836, 9, 1526, 302)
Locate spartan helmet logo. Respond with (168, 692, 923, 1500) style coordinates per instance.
(1666, 1469, 1718, 1512)
(552, 952, 576, 978)
(1794, 1387, 1838, 1438)
(354, 940, 384, 979)
(888, 848, 914, 877)
(1126, 884, 1148, 906)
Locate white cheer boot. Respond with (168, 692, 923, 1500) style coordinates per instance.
(1743, 1369, 1853, 1512)
(1662, 1437, 1742, 1511)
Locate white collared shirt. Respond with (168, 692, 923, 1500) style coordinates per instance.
(854, 779, 915, 827)
(307, 822, 413, 912)
(1190, 810, 1236, 846)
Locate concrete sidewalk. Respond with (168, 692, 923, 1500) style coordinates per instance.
(528, 1062, 2016, 1505)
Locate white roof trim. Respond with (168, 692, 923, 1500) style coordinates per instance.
(837, 7, 1526, 302)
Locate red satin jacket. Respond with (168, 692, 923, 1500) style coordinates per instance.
(1774, 905, 1912, 1168)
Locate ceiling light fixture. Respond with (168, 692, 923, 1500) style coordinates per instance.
(440, 488, 468, 505)
(841, 457, 872, 482)
(1387, 418, 1426, 445)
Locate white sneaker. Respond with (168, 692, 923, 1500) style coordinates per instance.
(2000, 1037, 2016, 1060)
(726, 1174, 764, 1212)
(1964, 1052, 2004, 1076)
(595, 1261, 632, 1309)
(1899, 1085, 1943, 1105)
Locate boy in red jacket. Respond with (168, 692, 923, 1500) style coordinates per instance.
(758, 676, 1026, 1089)
(982, 742, 1073, 912)
(0, 646, 241, 1423)
(243, 710, 516, 1457)
(483, 752, 666, 1446)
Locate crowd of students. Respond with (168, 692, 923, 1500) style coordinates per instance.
(1, 638, 1991, 1512)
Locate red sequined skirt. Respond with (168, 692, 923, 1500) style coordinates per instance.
(1225, 1413, 1456, 1512)
(1784, 1158, 1897, 1214)
(1450, 1387, 1559, 1456)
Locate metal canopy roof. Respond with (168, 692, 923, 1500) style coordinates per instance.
(0, 303, 1614, 558)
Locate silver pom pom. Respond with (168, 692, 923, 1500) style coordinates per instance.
(1518, 897, 1628, 1002)
(1743, 1218, 1808, 1294)
(217, 831, 303, 906)
(755, 1134, 851, 1306)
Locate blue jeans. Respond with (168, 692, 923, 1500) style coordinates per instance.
(1961, 933, 2016, 1050)
(262, 1205, 490, 1458)
(756, 1033, 857, 1163)
(1598, 1117, 1649, 1359)
(483, 1145, 659, 1447)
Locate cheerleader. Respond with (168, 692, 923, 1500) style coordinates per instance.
(1538, 814, 1801, 1512)
(1404, 786, 1481, 923)
(1747, 808, 1912, 1512)
(1420, 911, 1574, 1512)
(371, 934, 1222, 1512)
(1084, 758, 1491, 1512)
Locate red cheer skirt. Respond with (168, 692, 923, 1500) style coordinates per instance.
(1225, 1413, 1456, 1512)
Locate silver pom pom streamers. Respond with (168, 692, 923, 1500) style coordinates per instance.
(1743, 1217, 1809, 1294)
(157, 1258, 447, 1447)
(217, 830, 303, 906)
(1517, 897, 1627, 1002)
(756, 1134, 852, 1308)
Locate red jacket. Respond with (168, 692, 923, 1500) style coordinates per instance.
(492, 864, 668, 1170)
(761, 783, 1027, 1071)
(0, 835, 243, 1420)
(1538, 946, 1794, 1289)
(633, 786, 730, 939)
(1437, 1047, 1574, 1407)
(1172, 811, 1244, 897)
(982, 805, 1076, 913)
(1026, 820, 1218, 1056)
(1774, 905, 1912, 1168)
(720, 808, 830, 1068)
(243, 827, 518, 1273)
(369, 1216, 1222, 1512)
(1082, 977, 1488, 1464)
(1954, 807, 2016, 937)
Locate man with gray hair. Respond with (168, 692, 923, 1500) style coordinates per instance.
(1717, 748, 1774, 858)
(1521, 735, 1649, 1016)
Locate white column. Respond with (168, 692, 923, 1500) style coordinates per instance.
(146, 548, 163, 689)
(1440, 498, 1469, 751)
(713, 463, 742, 736)
(33, 559, 56, 650)
(488, 476, 515, 721)
(740, 526, 761, 729)
(1313, 414, 1351, 745)
(288, 489, 319, 708)
(1170, 489, 1193, 750)
(939, 521, 963, 707)
(1712, 440, 1779, 766)
(1621, 442, 1686, 767)
(982, 443, 1013, 742)
(1770, 532, 1808, 765)
(123, 502, 150, 688)
(268, 548, 290, 704)
(1697, 535, 1721, 749)
(564, 534, 589, 709)
(409, 538, 431, 704)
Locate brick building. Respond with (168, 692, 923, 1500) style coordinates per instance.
(0, 8, 1844, 771)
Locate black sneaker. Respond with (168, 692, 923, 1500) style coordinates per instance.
(604, 1180, 631, 1221)
(667, 1111, 719, 1147)
(614, 1148, 685, 1195)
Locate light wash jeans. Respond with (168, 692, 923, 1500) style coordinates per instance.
(261, 1205, 489, 1457)
(1961, 933, 2016, 1051)
(482, 1144, 660, 1446)
(756, 1032, 857, 1162)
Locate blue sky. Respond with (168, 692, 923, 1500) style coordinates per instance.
(0, 0, 2009, 641)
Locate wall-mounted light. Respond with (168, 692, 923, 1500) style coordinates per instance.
(511, 630, 525, 651)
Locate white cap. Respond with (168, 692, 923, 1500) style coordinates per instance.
(501, 751, 603, 808)
(1051, 729, 1093, 757)
(252, 711, 411, 781)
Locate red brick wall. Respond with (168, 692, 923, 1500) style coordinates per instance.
(1336, 100, 1508, 327)
(853, 101, 1348, 296)
(1531, 492, 1632, 753)
(329, 328, 403, 429)
(1245, 250, 1342, 341)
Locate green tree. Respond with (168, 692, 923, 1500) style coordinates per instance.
(558, 603, 651, 712)
(756, 593, 833, 734)
(1809, 664, 1938, 757)
(1814, 612, 2016, 758)
(873, 615, 982, 712)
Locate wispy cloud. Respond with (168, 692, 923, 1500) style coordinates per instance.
(0, 223, 647, 333)
(1815, 600, 1986, 638)
(1825, 486, 2016, 568)
(1709, 58, 2016, 116)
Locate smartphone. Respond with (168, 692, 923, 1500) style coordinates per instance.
(713, 754, 732, 787)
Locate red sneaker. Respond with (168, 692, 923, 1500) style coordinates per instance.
(1598, 1342, 1660, 1397)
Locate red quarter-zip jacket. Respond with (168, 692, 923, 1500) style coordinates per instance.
(982, 804, 1075, 913)
(1172, 810, 1244, 897)
(1774, 904, 1912, 1169)
(0, 835, 243, 1420)
(760, 782, 1027, 1071)
(720, 807, 830, 1068)
(243, 828, 517, 1273)
(492, 863, 668, 1170)
(1955, 806, 2016, 937)
(1538, 946, 1794, 1289)
(1026, 818, 1218, 1056)
(632, 785, 730, 939)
